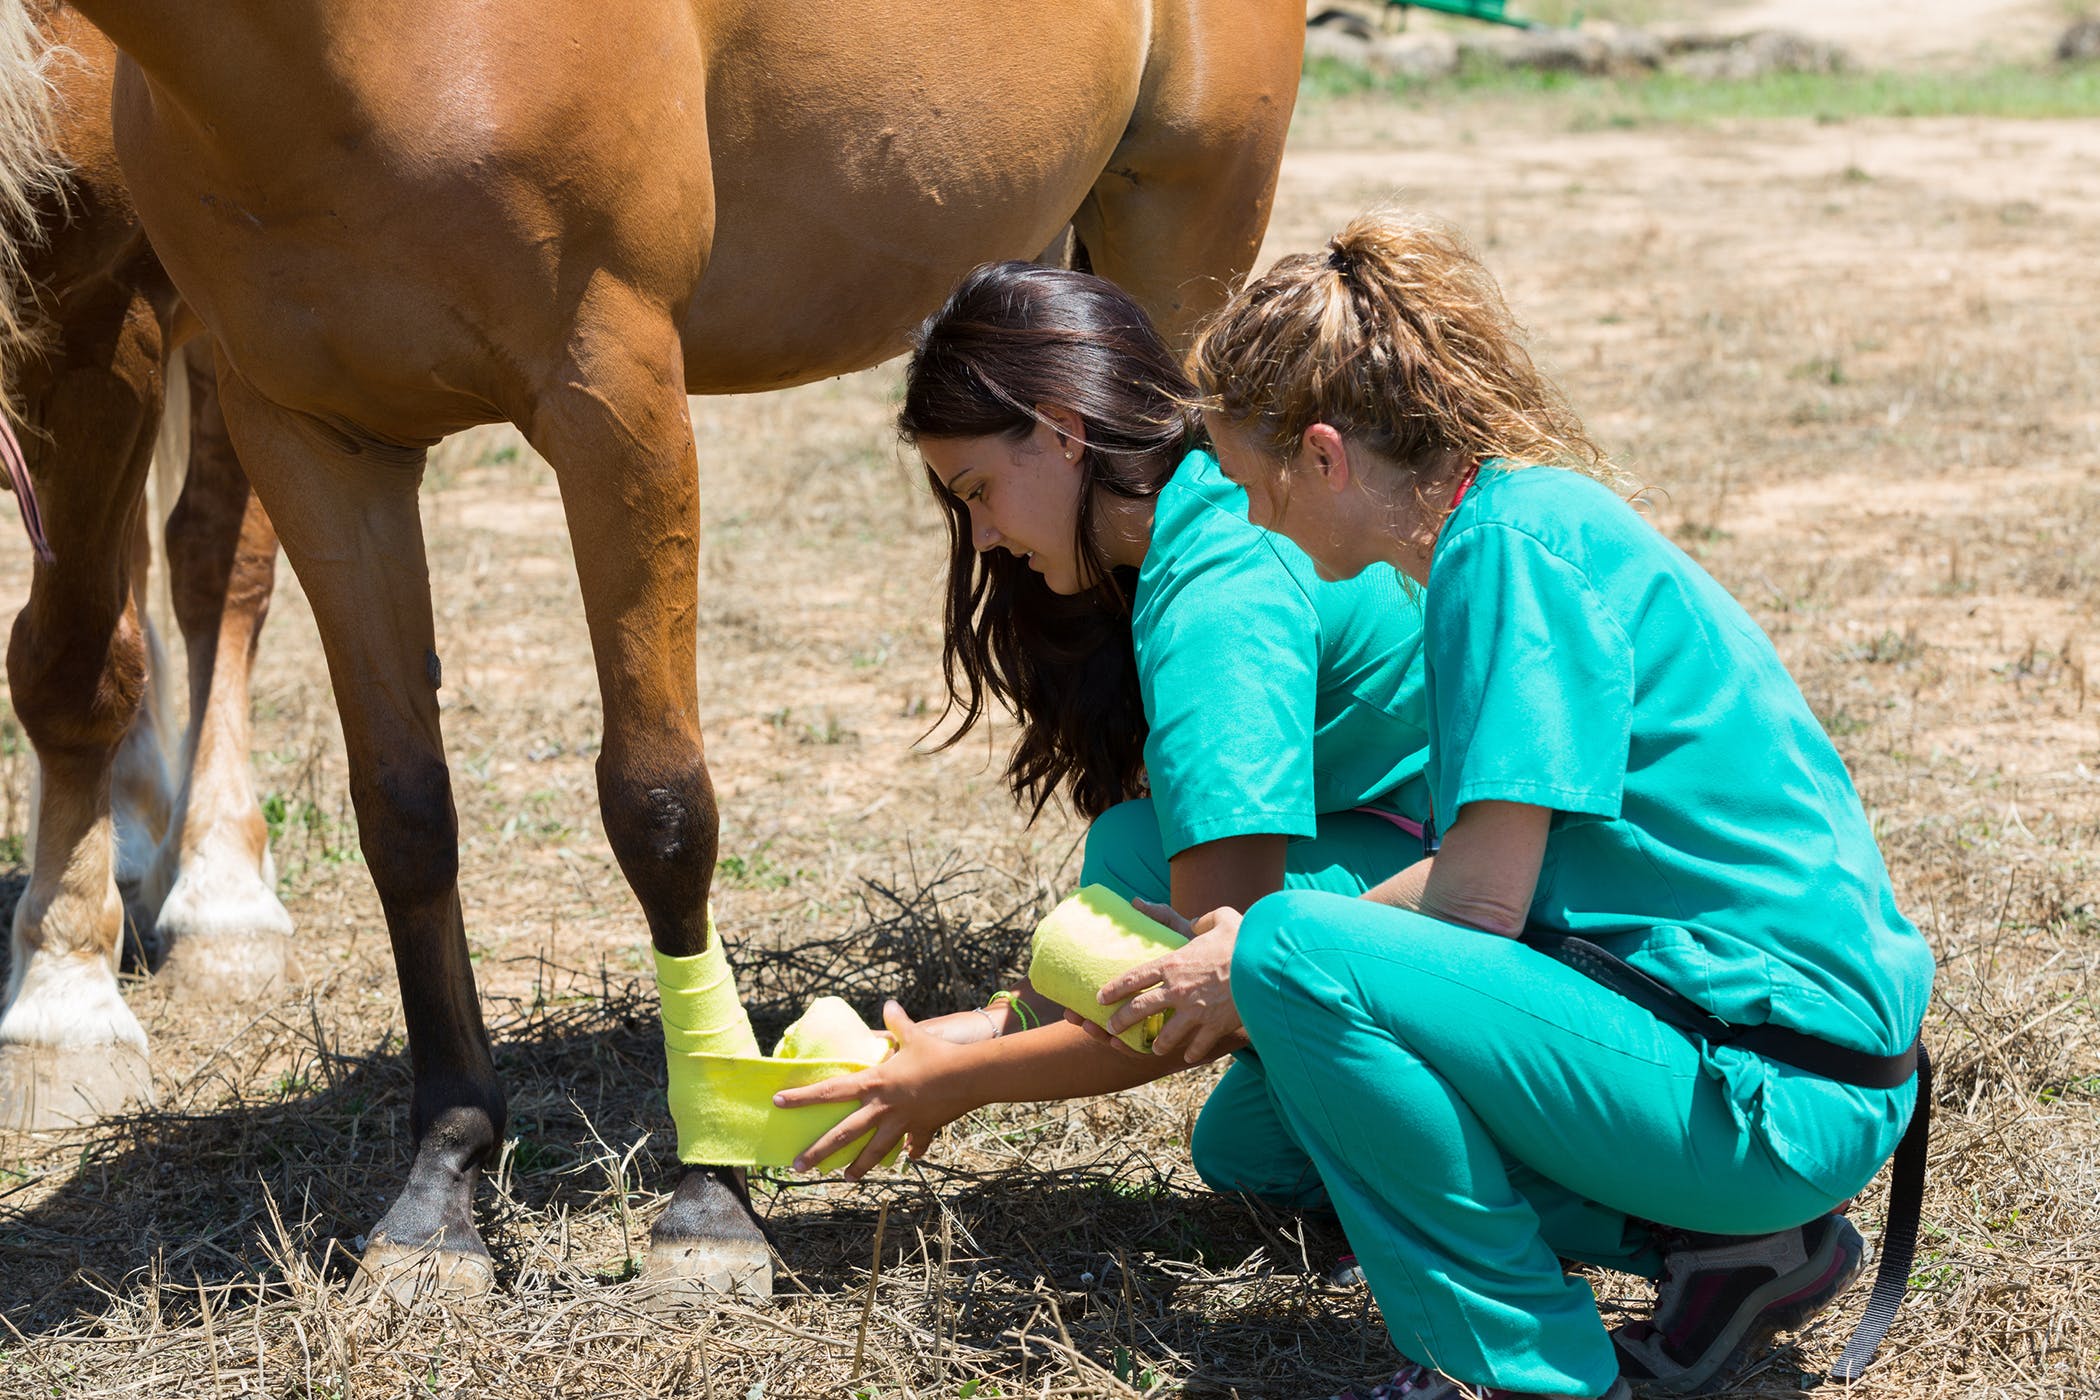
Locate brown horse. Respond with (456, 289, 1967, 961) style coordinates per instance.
(1, 7, 287, 1127)
(0, 0, 1303, 1297)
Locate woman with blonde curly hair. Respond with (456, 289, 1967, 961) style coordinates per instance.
(1091, 213, 1933, 1400)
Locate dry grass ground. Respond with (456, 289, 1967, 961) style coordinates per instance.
(0, 85, 2095, 1400)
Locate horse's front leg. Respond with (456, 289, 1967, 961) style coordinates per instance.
(214, 360, 500, 1300)
(531, 293, 770, 1302)
(0, 287, 166, 1129)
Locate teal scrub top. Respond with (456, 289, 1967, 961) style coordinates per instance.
(1130, 449, 1431, 860)
(1425, 466, 1934, 1189)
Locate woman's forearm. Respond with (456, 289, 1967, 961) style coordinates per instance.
(949, 1019, 1187, 1108)
(1359, 803, 1551, 936)
(1363, 856, 1431, 911)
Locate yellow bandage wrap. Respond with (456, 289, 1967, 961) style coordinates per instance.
(1026, 885, 1189, 1053)
(656, 924, 897, 1171)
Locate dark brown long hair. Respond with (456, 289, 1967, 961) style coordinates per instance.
(899, 261, 1195, 821)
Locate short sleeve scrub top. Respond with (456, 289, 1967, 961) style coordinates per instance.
(1226, 464, 1934, 1395)
(1078, 448, 1435, 902)
(1423, 465, 1932, 1182)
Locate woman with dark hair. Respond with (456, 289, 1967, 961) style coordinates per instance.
(774, 259, 1435, 1207)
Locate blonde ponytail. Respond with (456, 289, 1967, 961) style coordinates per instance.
(1191, 211, 1612, 485)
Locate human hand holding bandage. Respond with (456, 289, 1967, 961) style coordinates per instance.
(770, 1000, 978, 1179)
(1028, 886, 1188, 1052)
(1095, 901, 1247, 1064)
(1026, 885, 1246, 1063)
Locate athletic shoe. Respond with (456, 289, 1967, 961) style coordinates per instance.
(1328, 1252, 1366, 1288)
(1613, 1211, 1867, 1394)
(1330, 1365, 1631, 1400)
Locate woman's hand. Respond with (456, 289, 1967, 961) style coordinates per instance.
(771, 1001, 977, 1179)
(1090, 899, 1248, 1065)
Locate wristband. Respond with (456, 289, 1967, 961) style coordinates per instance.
(986, 989, 1039, 1031)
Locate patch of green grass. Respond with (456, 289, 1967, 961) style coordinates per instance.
(1113, 1347, 1162, 1392)
(717, 842, 810, 890)
(260, 791, 360, 866)
(1300, 57, 2100, 125)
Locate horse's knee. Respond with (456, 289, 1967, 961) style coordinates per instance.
(7, 601, 148, 759)
(597, 745, 717, 949)
(353, 755, 459, 908)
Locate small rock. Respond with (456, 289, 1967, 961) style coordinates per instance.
(2059, 18, 2100, 64)
(1461, 28, 1613, 76)
(1456, 23, 1662, 78)
(1590, 21, 1665, 72)
(1373, 31, 1460, 81)
(1666, 30, 1850, 81)
(1305, 25, 1376, 68)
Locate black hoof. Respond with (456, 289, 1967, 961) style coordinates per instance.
(639, 1165, 772, 1305)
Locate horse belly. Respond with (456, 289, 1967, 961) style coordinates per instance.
(678, 0, 1148, 391)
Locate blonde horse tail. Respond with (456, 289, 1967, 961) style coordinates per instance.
(0, 0, 66, 561)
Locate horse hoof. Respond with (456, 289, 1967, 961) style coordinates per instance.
(637, 1234, 773, 1308)
(150, 858, 298, 1002)
(0, 1040, 155, 1131)
(351, 1237, 496, 1304)
(640, 1165, 774, 1307)
(155, 924, 299, 1002)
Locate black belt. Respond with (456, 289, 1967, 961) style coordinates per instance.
(1521, 930, 1930, 1383)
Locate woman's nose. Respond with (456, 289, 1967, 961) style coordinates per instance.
(971, 513, 1000, 552)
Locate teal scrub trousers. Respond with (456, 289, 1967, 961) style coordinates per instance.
(1084, 800, 1639, 1240)
(1232, 890, 1895, 1397)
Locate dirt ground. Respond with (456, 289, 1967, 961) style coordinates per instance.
(1714, 0, 2068, 66)
(0, 74, 2095, 1400)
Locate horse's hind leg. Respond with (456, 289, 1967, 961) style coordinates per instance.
(0, 290, 166, 1129)
(1069, 28, 1301, 347)
(211, 360, 499, 1299)
(527, 293, 768, 1303)
(148, 338, 294, 999)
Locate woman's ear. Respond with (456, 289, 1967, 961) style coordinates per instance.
(1036, 404, 1088, 462)
(1300, 422, 1353, 494)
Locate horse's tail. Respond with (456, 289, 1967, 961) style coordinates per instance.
(0, 0, 66, 562)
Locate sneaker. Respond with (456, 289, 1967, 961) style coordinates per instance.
(1613, 1211, 1867, 1395)
(1331, 1365, 1631, 1400)
(1328, 1252, 1366, 1288)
